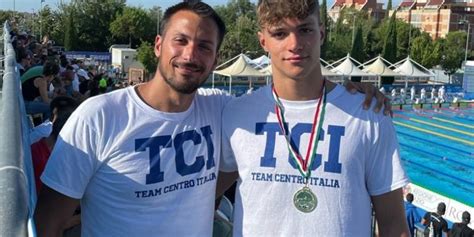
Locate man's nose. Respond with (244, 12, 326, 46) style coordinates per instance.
(181, 42, 198, 61)
(288, 33, 303, 52)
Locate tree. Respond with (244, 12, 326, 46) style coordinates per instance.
(64, 9, 77, 51)
(65, 0, 125, 51)
(110, 7, 154, 48)
(351, 23, 365, 63)
(382, 12, 397, 63)
(148, 6, 162, 38)
(387, 0, 393, 11)
(137, 41, 158, 76)
(410, 33, 440, 69)
(215, 0, 261, 63)
(382, 12, 397, 84)
(440, 31, 467, 80)
(320, 0, 329, 58)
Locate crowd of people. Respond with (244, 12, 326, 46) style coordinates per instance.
(404, 193, 473, 237)
(4, 0, 471, 236)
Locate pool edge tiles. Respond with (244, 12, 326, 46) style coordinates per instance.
(404, 183, 474, 229)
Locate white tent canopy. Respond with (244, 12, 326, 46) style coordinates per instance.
(250, 55, 271, 68)
(363, 56, 401, 77)
(213, 54, 269, 93)
(214, 54, 268, 77)
(362, 56, 401, 86)
(392, 56, 435, 77)
(330, 54, 374, 77)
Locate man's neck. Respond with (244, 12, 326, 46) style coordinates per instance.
(272, 73, 335, 101)
(136, 74, 196, 113)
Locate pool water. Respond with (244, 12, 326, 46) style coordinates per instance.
(393, 106, 474, 207)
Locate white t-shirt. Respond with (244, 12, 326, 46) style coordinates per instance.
(42, 86, 230, 236)
(221, 84, 409, 236)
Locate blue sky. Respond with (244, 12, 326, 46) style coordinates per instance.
(1, 0, 400, 13)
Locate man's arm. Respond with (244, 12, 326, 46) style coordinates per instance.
(371, 188, 410, 237)
(34, 185, 80, 237)
(216, 171, 238, 198)
(421, 212, 430, 225)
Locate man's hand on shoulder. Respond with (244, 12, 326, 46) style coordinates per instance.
(343, 80, 392, 117)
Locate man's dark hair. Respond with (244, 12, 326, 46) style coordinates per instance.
(15, 46, 30, 63)
(50, 96, 79, 138)
(462, 211, 470, 224)
(437, 202, 446, 215)
(160, 0, 226, 50)
(43, 61, 60, 77)
(406, 193, 414, 203)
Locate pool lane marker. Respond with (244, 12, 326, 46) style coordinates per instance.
(432, 117, 474, 129)
(394, 121, 474, 146)
(408, 118, 473, 137)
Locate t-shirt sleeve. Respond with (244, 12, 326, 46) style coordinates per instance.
(40, 110, 100, 199)
(366, 115, 409, 196)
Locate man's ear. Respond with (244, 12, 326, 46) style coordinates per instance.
(154, 35, 162, 58)
(258, 31, 269, 53)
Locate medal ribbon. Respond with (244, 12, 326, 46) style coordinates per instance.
(272, 80, 327, 179)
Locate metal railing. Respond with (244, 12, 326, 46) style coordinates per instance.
(0, 21, 36, 237)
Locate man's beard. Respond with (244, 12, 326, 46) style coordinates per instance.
(159, 62, 207, 94)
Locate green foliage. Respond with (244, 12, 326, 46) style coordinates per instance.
(215, 0, 263, 63)
(441, 31, 467, 75)
(387, 0, 393, 11)
(148, 6, 162, 37)
(136, 41, 158, 75)
(351, 23, 365, 62)
(68, 0, 126, 51)
(382, 12, 397, 63)
(321, 0, 329, 32)
(110, 7, 154, 48)
(64, 9, 77, 51)
(409, 32, 440, 69)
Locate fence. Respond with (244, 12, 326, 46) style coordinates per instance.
(0, 21, 36, 237)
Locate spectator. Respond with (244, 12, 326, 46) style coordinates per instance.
(61, 66, 75, 97)
(98, 76, 107, 93)
(31, 96, 79, 194)
(16, 46, 32, 75)
(422, 202, 449, 237)
(449, 211, 474, 237)
(405, 193, 422, 237)
(21, 61, 60, 121)
(77, 69, 91, 95)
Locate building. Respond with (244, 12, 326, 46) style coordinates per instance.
(391, 0, 474, 48)
(110, 47, 137, 79)
(329, 0, 386, 22)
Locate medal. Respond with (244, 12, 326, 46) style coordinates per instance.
(293, 186, 318, 213)
(272, 80, 327, 213)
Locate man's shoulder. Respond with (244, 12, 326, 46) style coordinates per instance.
(225, 86, 269, 109)
(328, 84, 387, 122)
(77, 88, 130, 116)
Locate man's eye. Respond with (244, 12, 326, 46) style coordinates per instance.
(271, 32, 286, 38)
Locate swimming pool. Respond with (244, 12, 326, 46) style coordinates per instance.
(393, 105, 474, 214)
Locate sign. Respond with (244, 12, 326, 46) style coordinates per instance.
(404, 183, 474, 228)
